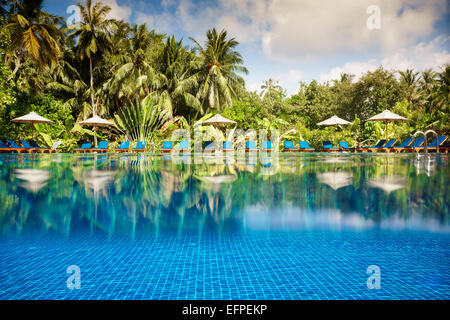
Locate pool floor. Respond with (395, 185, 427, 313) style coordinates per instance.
(1, 230, 449, 300)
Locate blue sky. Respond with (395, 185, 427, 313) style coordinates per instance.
(44, 0, 450, 94)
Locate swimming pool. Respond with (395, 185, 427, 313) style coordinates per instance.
(0, 153, 449, 299)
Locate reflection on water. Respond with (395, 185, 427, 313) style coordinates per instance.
(0, 153, 448, 237)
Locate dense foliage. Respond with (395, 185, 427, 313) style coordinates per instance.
(0, 0, 448, 151)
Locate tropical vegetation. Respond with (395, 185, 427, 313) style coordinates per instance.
(0, 0, 449, 151)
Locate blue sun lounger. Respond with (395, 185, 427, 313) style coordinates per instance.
(0, 139, 26, 153)
(338, 141, 355, 152)
(204, 141, 216, 152)
(262, 141, 272, 152)
(223, 141, 233, 152)
(246, 141, 257, 152)
(416, 136, 447, 152)
(89, 141, 109, 153)
(322, 141, 339, 152)
(178, 140, 190, 152)
(115, 141, 130, 152)
(6, 139, 30, 153)
(133, 141, 146, 152)
(74, 142, 91, 153)
(161, 141, 173, 152)
(284, 141, 298, 152)
(396, 137, 423, 152)
(29, 139, 55, 153)
(356, 139, 387, 152)
(386, 137, 413, 152)
(299, 141, 315, 152)
(371, 139, 397, 152)
(20, 140, 46, 153)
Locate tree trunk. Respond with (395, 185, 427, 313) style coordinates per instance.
(89, 57, 98, 148)
(7, 56, 21, 81)
(90, 57, 95, 116)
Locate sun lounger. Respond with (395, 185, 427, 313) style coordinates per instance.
(178, 140, 190, 152)
(29, 139, 57, 153)
(322, 141, 339, 152)
(160, 141, 173, 153)
(246, 141, 257, 152)
(299, 141, 315, 152)
(385, 137, 413, 153)
(396, 137, 423, 152)
(223, 141, 233, 152)
(0, 139, 25, 153)
(6, 139, 29, 153)
(262, 141, 272, 152)
(416, 136, 447, 153)
(20, 140, 47, 153)
(369, 139, 397, 152)
(74, 142, 91, 153)
(133, 141, 146, 152)
(89, 141, 109, 153)
(284, 141, 298, 152)
(338, 141, 355, 152)
(204, 141, 216, 152)
(356, 139, 387, 152)
(115, 141, 130, 152)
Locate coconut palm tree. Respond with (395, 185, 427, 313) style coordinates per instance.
(103, 24, 164, 109)
(67, 0, 115, 117)
(190, 28, 248, 116)
(431, 65, 450, 114)
(2, 0, 63, 77)
(260, 78, 281, 96)
(399, 69, 420, 103)
(146, 36, 201, 119)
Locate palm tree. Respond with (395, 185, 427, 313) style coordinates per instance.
(431, 65, 450, 114)
(104, 24, 164, 109)
(339, 73, 354, 83)
(2, 0, 63, 77)
(399, 69, 420, 103)
(190, 28, 248, 116)
(419, 69, 437, 113)
(260, 78, 281, 96)
(67, 0, 115, 117)
(147, 36, 201, 118)
(45, 53, 91, 121)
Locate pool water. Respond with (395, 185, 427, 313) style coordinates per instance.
(0, 153, 449, 299)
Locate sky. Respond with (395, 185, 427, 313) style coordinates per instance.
(44, 0, 450, 95)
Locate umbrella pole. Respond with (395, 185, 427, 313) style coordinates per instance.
(334, 126, 336, 145)
(385, 120, 388, 140)
(94, 126, 98, 148)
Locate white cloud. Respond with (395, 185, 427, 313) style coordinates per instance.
(260, 0, 446, 62)
(99, 0, 132, 21)
(319, 35, 450, 82)
(134, 0, 447, 63)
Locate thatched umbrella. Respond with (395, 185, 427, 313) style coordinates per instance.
(11, 112, 53, 139)
(15, 169, 50, 193)
(316, 171, 353, 190)
(201, 114, 237, 150)
(79, 115, 114, 148)
(366, 110, 408, 140)
(317, 115, 352, 142)
(368, 175, 407, 194)
(201, 114, 237, 126)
